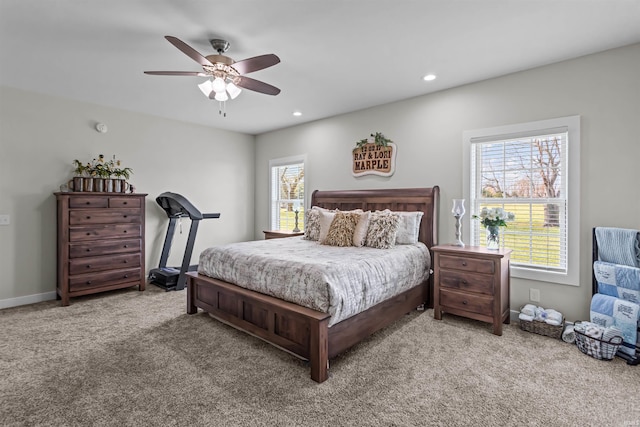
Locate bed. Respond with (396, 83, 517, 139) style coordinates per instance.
(186, 186, 440, 382)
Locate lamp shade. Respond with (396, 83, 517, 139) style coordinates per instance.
(212, 77, 226, 93)
(226, 82, 242, 99)
(197, 80, 213, 97)
(214, 91, 229, 101)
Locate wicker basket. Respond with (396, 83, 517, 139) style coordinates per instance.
(519, 318, 565, 339)
(574, 322, 623, 360)
(518, 306, 564, 339)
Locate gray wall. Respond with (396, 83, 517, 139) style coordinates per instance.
(254, 43, 640, 321)
(0, 87, 255, 305)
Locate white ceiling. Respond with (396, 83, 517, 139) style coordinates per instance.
(1, 1, 639, 135)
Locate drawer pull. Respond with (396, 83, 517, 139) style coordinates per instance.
(124, 274, 129, 278)
(87, 265, 92, 268)
(86, 280, 92, 285)
(124, 260, 128, 263)
(86, 216, 91, 219)
(124, 245, 128, 248)
(86, 232, 91, 236)
(123, 230, 127, 233)
(461, 280, 468, 285)
(462, 300, 468, 305)
(86, 201, 91, 205)
(123, 202, 128, 205)
(123, 215, 127, 218)
(461, 261, 467, 266)
(86, 249, 91, 252)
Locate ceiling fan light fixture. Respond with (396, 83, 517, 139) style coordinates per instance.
(214, 91, 229, 102)
(212, 77, 226, 93)
(198, 80, 214, 97)
(226, 82, 242, 99)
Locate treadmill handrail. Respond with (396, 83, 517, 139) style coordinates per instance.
(156, 191, 215, 220)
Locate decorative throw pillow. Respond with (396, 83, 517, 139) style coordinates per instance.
(394, 211, 424, 244)
(365, 210, 400, 249)
(322, 212, 360, 247)
(352, 211, 371, 247)
(317, 210, 336, 243)
(304, 206, 331, 241)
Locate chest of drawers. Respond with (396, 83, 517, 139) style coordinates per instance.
(55, 192, 147, 305)
(431, 245, 511, 336)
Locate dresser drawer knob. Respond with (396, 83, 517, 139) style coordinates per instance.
(86, 201, 91, 205)
(124, 245, 128, 248)
(123, 215, 128, 218)
(86, 248, 91, 252)
(124, 260, 128, 263)
(461, 280, 468, 284)
(461, 261, 467, 266)
(86, 216, 91, 219)
(124, 274, 129, 278)
(123, 230, 127, 233)
(87, 265, 92, 268)
(86, 280, 92, 285)
(462, 300, 468, 305)
(86, 232, 91, 236)
(123, 202, 128, 205)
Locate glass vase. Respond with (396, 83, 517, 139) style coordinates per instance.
(486, 225, 500, 250)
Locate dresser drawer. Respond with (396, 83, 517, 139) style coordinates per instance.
(440, 289, 493, 316)
(69, 253, 141, 275)
(69, 239, 141, 258)
(439, 269, 494, 295)
(68, 197, 108, 209)
(69, 209, 141, 225)
(69, 224, 141, 241)
(109, 197, 141, 208)
(439, 254, 495, 274)
(69, 268, 141, 291)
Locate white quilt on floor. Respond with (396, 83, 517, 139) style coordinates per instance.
(198, 237, 430, 326)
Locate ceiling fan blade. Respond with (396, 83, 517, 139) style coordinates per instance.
(144, 71, 207, 77)
(164, 35, 213, 67)
(232, 54, 280, 75)
(236, 76, 280, 95)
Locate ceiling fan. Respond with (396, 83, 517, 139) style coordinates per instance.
(145, 36, 280, 114)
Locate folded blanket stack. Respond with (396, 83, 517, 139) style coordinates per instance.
(518, 304, 564, 326)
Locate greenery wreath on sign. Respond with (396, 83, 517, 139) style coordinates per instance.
(355, 132, 393, 149)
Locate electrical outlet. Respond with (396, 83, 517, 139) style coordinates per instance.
(530, 288, 540, 302)
(0, 214, 9, 226)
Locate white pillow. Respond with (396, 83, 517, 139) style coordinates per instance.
(395, 211, 424, 244)
(352, 211, 371, 247)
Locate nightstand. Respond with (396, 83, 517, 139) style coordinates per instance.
(431, 244, 512, 336)
(263, 230, 305, 240)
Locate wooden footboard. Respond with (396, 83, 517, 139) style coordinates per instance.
(187, 271, 428, 382)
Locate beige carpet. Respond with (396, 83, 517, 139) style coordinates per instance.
(1, 286, 638, 427)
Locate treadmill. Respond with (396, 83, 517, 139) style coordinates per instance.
(148, 192, 220, 291)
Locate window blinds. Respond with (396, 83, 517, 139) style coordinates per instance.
(470, 129, 568, 272)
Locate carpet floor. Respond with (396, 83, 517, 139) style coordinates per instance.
(1, 285, 638, 426)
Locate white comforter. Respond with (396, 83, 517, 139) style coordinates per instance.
(198, 237, 430, 326)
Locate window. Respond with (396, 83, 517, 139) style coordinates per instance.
(463, 116, 580, 286)
(269, 155, 305, 231)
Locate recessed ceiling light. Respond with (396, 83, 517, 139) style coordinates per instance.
(423, 74, 437, 81)
(293, 111, 302, 117)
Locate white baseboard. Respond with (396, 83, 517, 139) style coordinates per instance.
(0, 292, 57, 310)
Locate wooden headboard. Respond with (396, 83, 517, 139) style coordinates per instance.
(310, 186, 440, 250)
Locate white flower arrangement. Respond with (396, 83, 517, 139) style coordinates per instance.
(472, 207, 515, 227)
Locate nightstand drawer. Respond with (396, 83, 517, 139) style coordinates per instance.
(439, 269, 494, 295)
(439, 254, 495, 274)
(440, 289, 493, 316)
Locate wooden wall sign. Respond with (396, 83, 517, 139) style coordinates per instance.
(352, 142, 397, 177)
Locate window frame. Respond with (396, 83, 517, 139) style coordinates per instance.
(268, 154, 306, 231)
(463, 116, 580, 286)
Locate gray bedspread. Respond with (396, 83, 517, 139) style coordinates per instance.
(198, 237, 430, 326)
